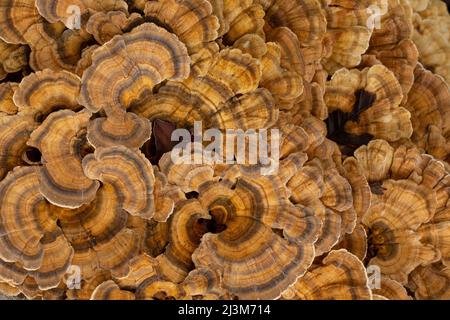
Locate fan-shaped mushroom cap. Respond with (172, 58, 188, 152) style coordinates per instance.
(35, 0, 128, 28)
(207, 88, 278, 130)
(134, 48, 262, 127)
(156, 199, 210, 282)
(372, 276, 412, 300)
(144, 220, 170, 258)
(83, 146, 155, 219)
(322, 0, 373, 73)
(136, 276, 183, 300)
(152, 168, 184, 222)
(266, 26, 306, 78)
(370, 0, 413, 47)
(115, 254, 159, 290)
(0, 281, 20, 297)
(287, 161, 325, 206)
(286, 156, 354, 254)
(25, 23, 92, 72)
(86, 11, 142, 45)
(181, 267, 225, 298)
(0, 0, 43, 44)
(261, 0, 327, 46)
(75, 44, 99, 77)
(55, 183, 140, 279)
(362, 179, 439, 283)
(404, 65, 450, 163)
(144, 0, 220, 53)
(260, 42, 303, 109)
(412, 2, 450, 84)
(0, 115, 38, 180)
(342, 157, 372, 220)
(0, 259, 26, 289)
(277, 121, 318, 158)
(325, 65, 413, 146)
(87, 111, 152, 149)
(159, 150, 217, 194)
(260, 0, 327, 82)
(191, 175, 320, 299)
(233, 34, 267, 59)
(27, 110, 99, 208)
(282, 249, 372, 300)
(223, 4, 265, 47)
(13, 70, 82, 121)
(354, 139, 395, 182)
(0, 167, 74, 289)
(366, 39, 419, 103)
(79, 23, 191, 113)
(91, 280, 135, 300)
(408, 263, 450, 299)
(0, 82, 18, 116)
(66, 270, 111, 300)
(419, 221, 450, 267)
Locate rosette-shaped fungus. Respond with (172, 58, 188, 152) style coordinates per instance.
(27, 110, 99, 208)
(411, 0, 450, 84)
(325, 65, 413, 153)
(282, 249, 372, 300)
(144, 0, 220, 75)
(133, 47, 270, 128)
(35, 0, 128, 28)
(351, 140, 450, 286)
(79, 23, 191, 114)
(259, 0, 328, 79)
(321, 0, 375, 73)
(14, 69, 83, 121)
(0, 0, 449, 301)
(408, 263, 450, 299)
(154, 150, 321, 299)
(0, 167, 73, 291)
(402, 64, 450, 163)
(83, 146, 156, 219)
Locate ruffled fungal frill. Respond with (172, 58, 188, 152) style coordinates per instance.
(282, 249, 372, 300)
(0, 167, 74, 291)
(35, 0, 128, 28)
(27, 110, 99, 208)
(83, 146, 156, 219)
(351, 140, 450, 286)
(325, 65, 413, 154)
(402, 64, 450, 164)
(79, 22, 191, 114)
(0, 0, 449, 301)
(13, 69, 83, 121)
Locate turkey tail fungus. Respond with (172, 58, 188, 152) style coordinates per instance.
(0, 0, 449, 301)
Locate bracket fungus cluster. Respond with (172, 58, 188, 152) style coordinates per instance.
(0, 0, 449, 300)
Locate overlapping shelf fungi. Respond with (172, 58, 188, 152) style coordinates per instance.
(0, 0, 449, 301)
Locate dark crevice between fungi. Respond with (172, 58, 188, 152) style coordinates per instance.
(1, 62, 32, 83)
(326, 89, 376, 156)
(74, 130, 95, 159)
(23, 147, 42, 165)
(185, 191, 199, 199)
(364, 222, 395, 266)
(197, 218, 227, 234)
(369, 181, 386, 195)
(141, 119, 191, 165)
(153, 291, 176, 300)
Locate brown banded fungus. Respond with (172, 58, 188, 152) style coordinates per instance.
(0, 0, 449, 301)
